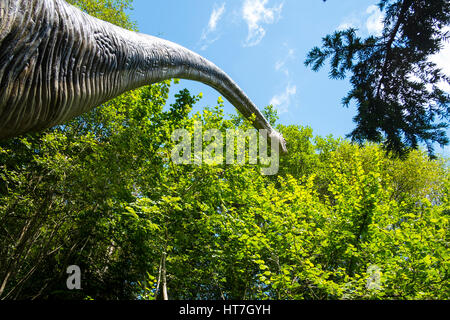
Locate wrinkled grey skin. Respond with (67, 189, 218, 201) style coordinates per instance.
(0, 0, 287, 154)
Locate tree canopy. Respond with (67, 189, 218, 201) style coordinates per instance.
(1, 79, 448, 299)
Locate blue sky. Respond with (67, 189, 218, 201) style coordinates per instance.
(128, 0, 450, 157)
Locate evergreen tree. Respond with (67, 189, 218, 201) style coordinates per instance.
(306, 0, 450, 156)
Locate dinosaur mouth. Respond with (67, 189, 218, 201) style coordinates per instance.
(267, 130, 288, 155)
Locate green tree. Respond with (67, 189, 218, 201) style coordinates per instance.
(306, 0, 450, 156)
(1, 83, 448, 300)
(66, 0, 136, 30)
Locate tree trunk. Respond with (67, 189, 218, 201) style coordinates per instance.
(161, 251, 168, 301)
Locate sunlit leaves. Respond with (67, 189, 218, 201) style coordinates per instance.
(0, 0, 448, 301)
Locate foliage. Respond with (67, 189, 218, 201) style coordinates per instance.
(1, 78, 448, 299)
(306, 0, 450, 156)
(66, 0, 136, 30)
(0, 0, 448, 300)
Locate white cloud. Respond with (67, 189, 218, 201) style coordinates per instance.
(409, 28, 450, 92)
(275, 47, 295, 76)
(337, 22, 356, 31)
(270, 84, 297, 114)
(200, 3, 226, 50)
(242, 0, 283, 47)
(337, 5, 384, 36)
(366, 5, 384, 36)
(434, 43, 450, 76)
(430, 31, 450, 92)
(208, 3, 226, 33)
(337, 12, 361, 32)
(272, 45, 297, 113)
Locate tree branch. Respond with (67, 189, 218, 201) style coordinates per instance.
(376, 0, 412, 98)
